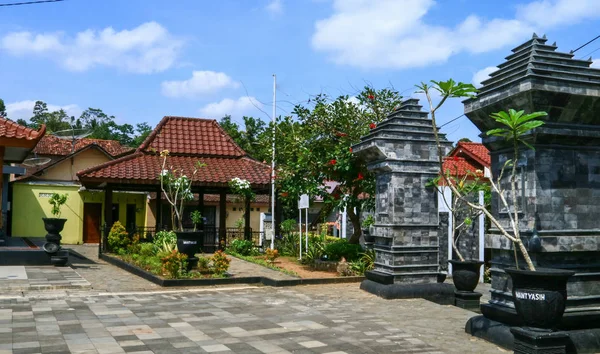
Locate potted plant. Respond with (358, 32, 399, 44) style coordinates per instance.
(159, 149, 206, 260)
(361, 215, 375, 243)
(420, 79, 575, 331)
(43, 193, 68, 245)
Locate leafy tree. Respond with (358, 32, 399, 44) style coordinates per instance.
(458, 137, 472, 143)
(131, 122, 152, 147)
(280, 87, 403, 244)
(0, 98, 6, 119)
(218, 115, 271, 162)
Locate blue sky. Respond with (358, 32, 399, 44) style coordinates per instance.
(1, 0, 599, 143)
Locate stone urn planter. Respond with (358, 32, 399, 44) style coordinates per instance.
(505, 267, 575, 331)
(42, 218, 67, 246)
(175, 231, 203, 259)
(448, 260, 483, 292)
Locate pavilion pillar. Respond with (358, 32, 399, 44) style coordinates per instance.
(219, 191, 226, 250)
(197, 188, 204, 231)
(244, 195, 251, 241)
(274, 193, 281, 238)
(156, 186, 162, 229)
(0, 147, 5, 231)
(103, 186, 113, 252)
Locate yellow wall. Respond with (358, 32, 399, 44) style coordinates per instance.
(40, 148, 111, 181)
(12, 183, 146, 244)
(223, 202, 265, 231)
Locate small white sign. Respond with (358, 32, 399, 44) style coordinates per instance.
(298, 194, 309, 209)
(39, 193, 53, 198)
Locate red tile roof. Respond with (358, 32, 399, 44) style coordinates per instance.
(149, 192, 270, 204)
(34, 135, 133, 157)
(442, 157, 482, 178)
(0, 118, 45, 141)
(452, 142, 490, 166)
(79, 153, 270, 187)
(79, 116, 270, 187)
(139, 116, 245, 157)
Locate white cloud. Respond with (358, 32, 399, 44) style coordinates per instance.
(472, 66, 497, 88)
(199, 96, 263, 119)
(311, 0, 600, 70)
(1, 22, 183, 74)
(266, 0, 283, 15)
(591, 59, 600, 68)
(517, 0, 600, 28)
(5, 100, 82, 121)
(161, 71, 240, 98)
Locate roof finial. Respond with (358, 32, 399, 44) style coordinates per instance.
(542, 34, 547, 39)
(532, 32, 538, 39)
(552, 41, 556, 46)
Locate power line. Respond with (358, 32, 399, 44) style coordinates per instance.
(439, 114, 465, 128)
(571, 34, 600, 54)
(580, 46, 600, 60)
(0, 0, 63, 6)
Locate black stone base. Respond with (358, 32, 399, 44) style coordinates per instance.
(360, 279, 455, 304)
(511, 327, 568, 354)
(466, 315, 600, 353)
(454, 291, 482, 312)
(481, 303, 600, 330)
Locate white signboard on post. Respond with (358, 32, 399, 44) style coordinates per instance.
(298, 194, 309, 209)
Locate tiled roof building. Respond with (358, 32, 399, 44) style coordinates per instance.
(78, 116, 271, 188)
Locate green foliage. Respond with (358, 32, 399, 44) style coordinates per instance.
(301, 242, 325, 265)
(108, 221, 130, 253)
(160, 250, 188, 279)
(280, 219, 297, 234)
(324, 239, 362, 261)
(197, 256, 210, 271)
(277, 86, 403, 242)
(138, 243, 155, 258)
(359, 249, 375, 270)
(190, 210, 203, 231)
(219, 115, 272, 162)
(48, 193, 68, 217)
(228, 239, 258, 256)
(153, 230, 176, 250)
(210, 250, 231, 275)
(487, 109, 546, 150)
(0, 98, 6, 118)
(19, 102, 151, 147)
(275, 232, 300, 257)
(228, 177, 255, 202)
(362, 215, 375, 228)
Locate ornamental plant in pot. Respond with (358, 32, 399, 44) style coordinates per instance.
(361, 215, 375, 244)
(420, 79, 575, 331)
(43, 193, 68, 245)
(159, 149, 206, 259)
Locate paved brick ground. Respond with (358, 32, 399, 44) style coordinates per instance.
(0, 266, 90, 292)
(0, 284, 503, 354)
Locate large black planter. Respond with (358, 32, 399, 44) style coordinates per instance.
(42, 218, 67, 245)
(362, 228, 374, 243)
(175, 231, 203, 259)
(449, 259, 483, 292)
(505, 267, 575, 331)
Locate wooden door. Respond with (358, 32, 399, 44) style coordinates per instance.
(83, 203, 102, 243)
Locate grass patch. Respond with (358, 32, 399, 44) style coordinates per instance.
(227, 251, 299, 278)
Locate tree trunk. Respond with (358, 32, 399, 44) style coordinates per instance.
(347, 207, 362, 244)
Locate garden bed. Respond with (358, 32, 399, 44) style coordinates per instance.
(101, 253, 364, 287)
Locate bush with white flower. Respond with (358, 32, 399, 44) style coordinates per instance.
(228, 177, 255, 202)
(159, 150, 206, 231)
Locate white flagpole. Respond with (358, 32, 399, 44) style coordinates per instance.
(270, 74, 276, 250)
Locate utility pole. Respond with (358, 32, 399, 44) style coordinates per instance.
(270, 74, 276, 250)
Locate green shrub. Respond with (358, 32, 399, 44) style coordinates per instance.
(48, 193, 68, 217)
(276, 232, 299, 257)
(107, 221, 130, 253)
(211, 250, 231, 275)
(228, 239, 257, 256)
(301, 242, 325, 265)
(280, 219, 296, 234)
(153, 230, 176, 251)
(161, 250, 188, 278)
(324, 239, 362, 261)
(197, 256, 210, 271)
(138, 243, 155, 258)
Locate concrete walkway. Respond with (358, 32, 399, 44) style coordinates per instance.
(0, 266, 90, 292)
